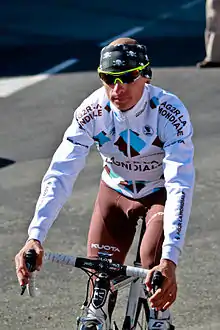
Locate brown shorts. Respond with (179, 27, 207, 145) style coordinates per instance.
(87, 180, 166, 269)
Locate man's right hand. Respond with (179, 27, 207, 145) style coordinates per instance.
(15, 239, 44, 287)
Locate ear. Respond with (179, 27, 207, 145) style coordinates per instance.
(141, 66, 152, 79)
(140, 76, 150, 84)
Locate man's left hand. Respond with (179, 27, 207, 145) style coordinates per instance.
(145, 259, 177, 311)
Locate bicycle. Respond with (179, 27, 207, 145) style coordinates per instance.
(21, 221, 174, 330)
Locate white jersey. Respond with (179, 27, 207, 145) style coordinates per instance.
(28, 84, 195, 265)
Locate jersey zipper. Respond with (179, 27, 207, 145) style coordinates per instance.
(125, 117, 137, 196)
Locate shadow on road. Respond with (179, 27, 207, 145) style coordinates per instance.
(0, 158, 15, 169)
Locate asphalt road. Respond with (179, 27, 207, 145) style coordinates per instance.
(1, 1, 220, 330)
(1, 68, 220, 330)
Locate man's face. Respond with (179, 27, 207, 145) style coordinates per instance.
(103, 75, 147, 111)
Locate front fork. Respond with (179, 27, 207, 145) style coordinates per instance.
(76, 273, 114, 330)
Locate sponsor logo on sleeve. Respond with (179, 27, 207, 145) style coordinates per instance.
(165, 139, 185, 148)
(158, 101, 187, 136)
(77, 104, 102, 127)
(175, 191, 185, 240)
(42, 181, 52, 198)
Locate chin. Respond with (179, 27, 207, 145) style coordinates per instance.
(113, 100, 133, 111)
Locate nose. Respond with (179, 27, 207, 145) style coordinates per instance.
(112, 81, 125, 93)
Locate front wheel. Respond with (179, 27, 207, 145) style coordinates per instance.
(80, 324, 98, 330)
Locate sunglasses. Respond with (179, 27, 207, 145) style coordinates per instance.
(98, 63, 149, 85)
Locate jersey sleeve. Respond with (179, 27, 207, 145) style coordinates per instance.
(28, 104, 95, 243)
(158, 97, 195, 265)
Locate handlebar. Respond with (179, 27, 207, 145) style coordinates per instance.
(23, 250, 164, 297)
(44, 251, 149, 278)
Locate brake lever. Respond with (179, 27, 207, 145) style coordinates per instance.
(151, 270, 164, 294)
(20, 249, 37, 295)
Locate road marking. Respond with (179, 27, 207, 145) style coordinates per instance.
(99, 27, 144, 47)
(98, 0, 203, 49)
(0, 58, 79, 98)
(158, 12, 173, 19)
(181, 0, 203, 9)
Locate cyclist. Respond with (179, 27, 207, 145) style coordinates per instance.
(15, 37, 195, 329)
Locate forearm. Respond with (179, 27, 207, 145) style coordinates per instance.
(162, 183, 194, 265)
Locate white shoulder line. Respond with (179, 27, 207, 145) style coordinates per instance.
(0, 58, 79, 98)
(98, 0, 203, 48)
(99, 27, 144, 47)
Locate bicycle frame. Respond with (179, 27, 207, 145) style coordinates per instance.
(77, 219, 149, 330)
(26, 220, 152, 330)
(77, 273, 148, 329)
(122, 219, 149, 329)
